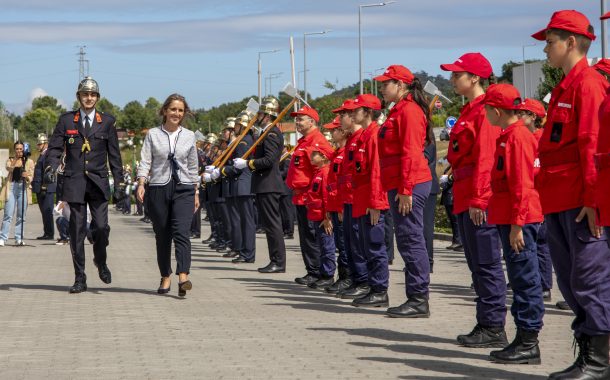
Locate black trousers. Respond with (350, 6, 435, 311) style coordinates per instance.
(190, 206, 201, 236)
(147, 181, 195, 277)
(227, 197, 242, 252)
(36, 191, 55, 237)
(280, 194, 295, 235)
(384, 208, 395, 262)
(214, 200, 232, 247)
(295, 205, 320, 276)
(68, 179, 110, 282)
(423, 194, 437, 266)
(236, 196, 256, 261)
(256, 192, 286, 267)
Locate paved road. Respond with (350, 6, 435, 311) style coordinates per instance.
(0, 208, 574, 379)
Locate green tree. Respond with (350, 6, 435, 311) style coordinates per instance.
(119, 100, 150, 132)
(537, 62, 563, 100)
(96, 97, 121, 118)
(21, 107, 57, 142)
(31, 95, 66, 114)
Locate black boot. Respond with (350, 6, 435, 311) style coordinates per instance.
(386, 294, 430, 318)
(340, 283, 371, 299)
(309, 277, 335, 290)
(325, 278, 353, 294)
(549, 334, 610, 379)
(489, 328, 541, 364)
(352, 290, 389, 308)
(457, 324, 508, 348)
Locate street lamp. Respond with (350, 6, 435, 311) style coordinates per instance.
(303, 29, 331, 103)
(266, 72, 283, 96)
(372, 67, 385, 97)
(522, 43, 536, 98)
(359, 2, 395, 95)
(258, 49, 280, 104)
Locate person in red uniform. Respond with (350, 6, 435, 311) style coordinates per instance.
(341, 94, 390, 308)
(483, 84, 545, 365)
(532, 10, 610, 379)
(305, 148, 336, 289)
(374, 65, 434, 318)
(440, 52, 508, 348)
(322, 116, 353, 293)
(594, 57, 610, 80)
(286, 106, 334, 286)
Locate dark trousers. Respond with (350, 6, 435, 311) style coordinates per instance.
(389, 183, 432, 298)
(68, 179, 111, 282)
(314, 222, 336, 278)
(227, 197, 242, 253)
(423, 193, 437, 267)
(330, 211, 349, 271)
(355, 213, 389, 292)
(384, 208, 395, 263)
(56, 216, 69, 240)
(280, 194, 295, 235)
(536, 222, 553, 291)
(444, 202, 461, 244)
(36, 191, 55, 237)
(256, 193, 286, 268)
(546, 208, 610, 336)
(190, 206, 201, 236)
(236, 196, 256, 261)
(344, 203, 367, 284)
(214, 200, 232, 247)
(497, 224, 544, 332)
(206, 201, 219, 242)
(457, 212, 506, 327)
(147, 182, 194, 277)
(296, 205, 321, 276)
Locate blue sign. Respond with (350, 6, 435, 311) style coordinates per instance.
(445, 116, 457, 129)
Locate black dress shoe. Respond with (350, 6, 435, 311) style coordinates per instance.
(232, 257, 255, 264)
(340, 283, 371, 299)
(178, 280, 192, 297)
(284, 234, 294, 239)
(157, 278, 171, 294)
(36, 235, 54, 240)
(223, 250, 240, 258)
(325, 278, 353, 294)
(95, 263, 112, 284)
(209, 242, 220, 249)
(295, 274, 319, 286)
(457, 324, 508, 348)
(69, 281, 87, 293)
(352, 291, 389, 308)
(386, 295, 430, 318)
(542, 289, 551, 300)
(556, 300, 571, 310)
(216, 246, 231, 253)
(257, 263, 285, 273)
(256, 228, 265, 234)
(308, 277, 334, 289)
(201, 235, 214, 244)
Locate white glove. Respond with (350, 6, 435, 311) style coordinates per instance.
(439, 175, 449, 185)
(205, 165, 215, 173)
(234, 158, 247, 170)
(203, 173, 212, 183)
(211, 168, 221, 180)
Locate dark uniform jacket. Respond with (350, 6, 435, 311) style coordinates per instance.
(47, 110, 123, 203)
(424, 143, 440, 195)
(249, 125, 284, 194)
(279, 154, 292, 195)
(32, 149, 57, 193)
(222, 133, 253, 197)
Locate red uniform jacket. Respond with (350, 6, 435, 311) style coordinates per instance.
(350, 122, 389, 218)
(305, 165, 330, 222)
(378, 95, 432, 194)
(447, 94, 499, 214)
(286, 128, 333, 205)
(326, 147, 344, 213)
(338, 129, 363, 205)
(533, 128, 543, 179)
(595, 89, 610, 226)
(537, 58, 609, 214)
(488, 120, 543, 226)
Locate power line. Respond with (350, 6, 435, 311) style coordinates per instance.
(77, 45, 89, 81)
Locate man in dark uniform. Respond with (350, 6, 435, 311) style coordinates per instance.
(279, 145, 295, 239)
(32, 133, 56, 240)
(46, 77, 124, 293)
(233, 96, 285, 273)
(215, 118, 237, 255)
(201, 133, 218, 244)
(220, 110, 256, 263)
(204, 140, 230, 250)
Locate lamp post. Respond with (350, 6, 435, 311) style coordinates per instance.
(359, 2, 395, 95)
(372, 67, 385, 97)
(522, 43, 536, 98)
(303, 30, 331, 103)
(258, 49, 280, 104)
(266, 72, 283, 97)
(603, 0, 608, 58)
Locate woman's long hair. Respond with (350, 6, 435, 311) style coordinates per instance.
(405, 78, 435, 146)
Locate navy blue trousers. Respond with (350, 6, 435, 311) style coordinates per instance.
(354, 212, 389, 292)
(536, 222, 553, 291)
(236, 196, 256, 261)
(314, 222, 336, 278)
(330, 211, 348, 271)
(344, 203, 368, 285)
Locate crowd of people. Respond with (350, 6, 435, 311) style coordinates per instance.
(2, 8, 610, 379)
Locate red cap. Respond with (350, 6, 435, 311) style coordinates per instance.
(594, 58, 610, 75)
(332, 99, 355, 113)
(520, 98, 546, 118)
(343, 94, 382, 111)
(373, 65, 414, 83)
(482, 84, 522, 110)
(440, 52, 493, 79)
(311, 142, 334, 159)
(323, 116, 341, 130)
(290, 106, 319, 123)
(532, 10, 595, 41)
(602, 12, 610, 20)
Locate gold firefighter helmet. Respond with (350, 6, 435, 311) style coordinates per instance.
(77, 76, 100, 96)
(259, 96, 280, 117)
(223, 117, 236, 130)
(235, 110, 254, 127)
(37, 133, 48, 144)
(206, 133, 218, 145)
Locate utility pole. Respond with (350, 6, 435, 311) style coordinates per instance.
(77, 45, 89, 81)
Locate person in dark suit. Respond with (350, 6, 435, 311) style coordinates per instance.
(233, 96, 286, 273)
(46, 77, 124, 294)
(32, 133, 56, 240)
(279, 145, 295, 239)
(423, 140, 439, 273)
(216, 118, 237, 255)
(219, 110, 256, 263)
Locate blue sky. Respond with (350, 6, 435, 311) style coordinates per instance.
(0, 1, 603, 114)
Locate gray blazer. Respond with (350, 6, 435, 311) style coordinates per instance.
(137, 126, 198, 186)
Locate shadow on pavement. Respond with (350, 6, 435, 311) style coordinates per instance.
(0, 283, 184, 299)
